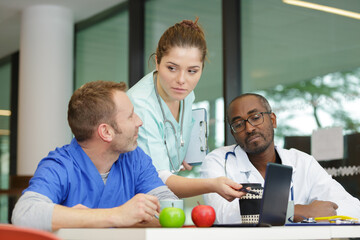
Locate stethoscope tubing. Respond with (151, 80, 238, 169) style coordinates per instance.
(224, 144, 238, 177)
(154, 73, 184, 173)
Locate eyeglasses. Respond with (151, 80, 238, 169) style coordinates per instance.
(230, 112, 272, 133)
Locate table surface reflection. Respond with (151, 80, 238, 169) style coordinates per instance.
(55, 225, 360, 240)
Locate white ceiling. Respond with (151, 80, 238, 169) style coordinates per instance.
(0, 0, 125, 59)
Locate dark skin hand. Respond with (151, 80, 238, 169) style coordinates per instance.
(294, 200, 338, 222)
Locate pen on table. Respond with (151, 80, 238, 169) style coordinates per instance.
(240, 188, 259, 196)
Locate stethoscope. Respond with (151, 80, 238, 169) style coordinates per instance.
(154, 72, 185, 173)
(224, 144, 295, 202)
(224, 144, 239, 177)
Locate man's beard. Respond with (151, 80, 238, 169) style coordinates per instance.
(240, 129, 274, 154)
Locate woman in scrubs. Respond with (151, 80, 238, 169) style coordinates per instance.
(127, 18, 244, 201)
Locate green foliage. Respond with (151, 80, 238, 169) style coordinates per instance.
(261, 68, 360, 137)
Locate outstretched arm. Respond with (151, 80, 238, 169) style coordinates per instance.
(165, 174, 245, 201)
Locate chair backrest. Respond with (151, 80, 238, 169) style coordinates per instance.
(10, 175, 32, 190)
(0, 224, 60, 240)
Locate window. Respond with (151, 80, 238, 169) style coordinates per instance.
(241, 0, 360, 144)
(0, 58, 11, 222)
(75, 7, 129, 89)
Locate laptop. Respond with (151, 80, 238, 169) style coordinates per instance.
(213, 162, 293, 227)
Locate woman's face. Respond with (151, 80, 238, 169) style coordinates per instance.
(156, 46, 203, 103)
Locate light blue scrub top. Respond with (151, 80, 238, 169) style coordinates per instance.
(127, 71, 195, 172)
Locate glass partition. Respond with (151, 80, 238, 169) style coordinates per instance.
(0, 59, 11, 223)
(241, 0, 360, 145)
(75, 10, 129, 90)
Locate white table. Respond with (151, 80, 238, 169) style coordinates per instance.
(55, 225, 360, 240)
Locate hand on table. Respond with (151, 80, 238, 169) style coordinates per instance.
(52, 194, 161, 230)
(112, 193, 160, 227)
(294, 200, 338, 222)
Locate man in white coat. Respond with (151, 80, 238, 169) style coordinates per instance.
(200, 93, 360, 224)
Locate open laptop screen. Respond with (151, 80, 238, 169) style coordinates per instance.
(259, 163, 293, 226)
(212, 162, 293, 227)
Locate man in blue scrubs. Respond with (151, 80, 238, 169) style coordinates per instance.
(12, 81, 177, 231)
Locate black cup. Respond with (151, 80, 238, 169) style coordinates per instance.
(239, 183, 263, 224)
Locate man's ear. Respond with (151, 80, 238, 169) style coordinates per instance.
(271, 112, 277, 129)
(97, 123, 113, 143)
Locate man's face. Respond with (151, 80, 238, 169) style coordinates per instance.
(228, 95, 276, 154)
(110, 91, 143, 153)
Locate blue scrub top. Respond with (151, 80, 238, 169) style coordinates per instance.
(127, 71, 195, 172)
(24, 138, 164, 208)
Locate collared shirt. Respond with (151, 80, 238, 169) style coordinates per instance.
(200, 144, 360, 224)
(24, 138, 164, 208)
(127, 71, 195, 173)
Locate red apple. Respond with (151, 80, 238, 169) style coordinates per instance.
(191, 203, 216, 227)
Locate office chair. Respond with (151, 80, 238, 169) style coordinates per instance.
(0, 224, 60, 240)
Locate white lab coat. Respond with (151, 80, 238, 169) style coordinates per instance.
(200, 144, 360, 224)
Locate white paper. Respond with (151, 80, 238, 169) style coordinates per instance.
(311, 127, 343, 161)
